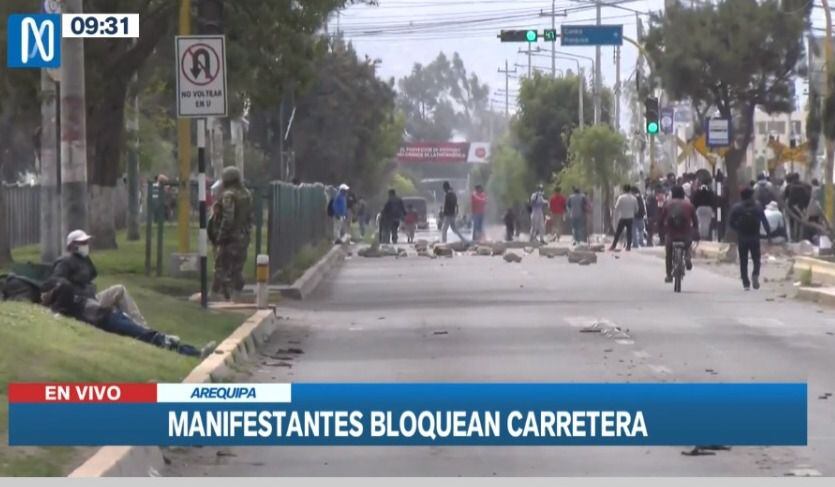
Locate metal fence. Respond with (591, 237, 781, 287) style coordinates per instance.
(3, 183, 130, 249)
(268, 181, 330, 279)
(2, 184, 40, 248)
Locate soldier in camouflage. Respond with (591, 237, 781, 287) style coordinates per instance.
(209, 167, 253, 300)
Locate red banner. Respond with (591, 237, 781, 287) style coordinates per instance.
(397, 142, 470, 163)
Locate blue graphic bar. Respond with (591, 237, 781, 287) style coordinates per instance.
(9, 383, 806, 446)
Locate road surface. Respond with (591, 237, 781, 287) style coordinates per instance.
(165, 235, 835, 476)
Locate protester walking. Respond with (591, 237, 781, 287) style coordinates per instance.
(380, 189, 406, 244)
(330, 184, 350, 244)
(610, 185, 639, 251)
(504, 208, 516, 241)
(692, 183, 717, 241)
(440, 181, 468, 243)
(729, 187, 771, 291)
(528, 184, 548, 244)
(471, 185, 488, 242)
(566, 187, 589, 244)
(549, 188, 567, 240)
(631, 186, 647, 248)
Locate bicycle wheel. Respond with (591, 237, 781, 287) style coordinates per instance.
(673, 247, 683, 293)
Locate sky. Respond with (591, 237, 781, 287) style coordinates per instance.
(329, 0, 833, 127)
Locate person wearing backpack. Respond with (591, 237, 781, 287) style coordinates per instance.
(631, 186, 647, 248)
(729, 187, 771, 291)
(659, 186, 698, 283)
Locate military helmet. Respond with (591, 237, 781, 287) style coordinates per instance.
(221, 166, 241, 185)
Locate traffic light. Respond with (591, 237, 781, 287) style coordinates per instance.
(543, 29, 557, 42)
(644, 97, 659, 135)
(499, 30, 539, 43)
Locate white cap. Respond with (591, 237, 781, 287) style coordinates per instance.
(339, 184, 350, 191)
(66, 229, 92, 248)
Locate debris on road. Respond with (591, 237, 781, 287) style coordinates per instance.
(475, 246, 493, 256)
(433, 330, 449, 336)
(433, 244, 454, 257)
(414, 239, 429, 252)
(568, 250, 597, 264)
(539, 246, 569, 258)
(503, 252, 523, 263)
(818, 392, 832, 400)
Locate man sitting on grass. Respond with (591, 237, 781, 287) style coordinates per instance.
(50, 230, 148, 327)
(41, 278, 215, 358)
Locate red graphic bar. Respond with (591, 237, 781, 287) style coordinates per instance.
(8, 383, 157, 403)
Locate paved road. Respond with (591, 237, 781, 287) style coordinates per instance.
(165, 241, 835, 476)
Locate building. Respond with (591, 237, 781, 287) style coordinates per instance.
(746, 107, 815, 180)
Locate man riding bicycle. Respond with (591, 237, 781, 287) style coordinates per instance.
(659, 185, 699, 283)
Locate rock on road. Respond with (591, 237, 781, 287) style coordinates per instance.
(164, 243, 835, 476)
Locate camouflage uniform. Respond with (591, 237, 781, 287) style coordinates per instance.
(210, 167, 253, 299)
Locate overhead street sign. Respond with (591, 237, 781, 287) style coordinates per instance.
(706, 118, 731, 148)
(560, 25, 623, 46)
(176, 35, 227, 118)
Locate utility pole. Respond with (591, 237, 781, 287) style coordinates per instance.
(614, 46, 621, 132)
(822, 0, 834, 222)
(126, 57, 140, 241)
(176, 0, 192, 254)
(540, 2, 568, 77)
(579, 67, 585, 129)
(60, 0, 89, 239)
(40, 69, 61, 261)
(594, 1, 602, 125)
(518, 47, 540, 78)
(498, 60, 517, 117)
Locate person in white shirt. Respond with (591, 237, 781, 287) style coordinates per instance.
(610, 184, 639, 251)
(529, 184, 548, 244)
(760, 201, 787, 244)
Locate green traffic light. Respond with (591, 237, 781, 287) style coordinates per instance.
(647, 121, 659, 134)
(526, 30, 537, 42)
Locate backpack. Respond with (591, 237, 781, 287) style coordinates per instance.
(0, 273, 42, 303)
(326, 198, 335, 217)
(666, 201, 688, 230)
(736, 204, 761, 235)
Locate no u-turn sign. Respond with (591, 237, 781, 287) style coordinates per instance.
(176, 35, 227, 118)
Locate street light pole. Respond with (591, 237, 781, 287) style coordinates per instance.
(822, 0, 834, 222)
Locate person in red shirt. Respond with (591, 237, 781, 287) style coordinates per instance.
(470, 185, 488, 242)
(659, 185, 699, 283)
(548, 188, 567, 240)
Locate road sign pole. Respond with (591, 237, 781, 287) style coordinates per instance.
(197, 118, 208, 308)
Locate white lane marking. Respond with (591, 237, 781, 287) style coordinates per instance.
(736, 317, 787, 329)
(615, 339, 634, 346)
(786, 466, 822, 477)
(565, 316, 599, 328)
(632, 350, 650, 359)
(646, 364, 673, 375)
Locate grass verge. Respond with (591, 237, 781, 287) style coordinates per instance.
(273, 240, 333, 284)
(0, 228, 249, 476)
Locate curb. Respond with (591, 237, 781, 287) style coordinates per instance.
(793, 256, 835, 286)
(68, 309, 278, 478)
(280, 244, 346, 300)
(795, 286, 835, 307)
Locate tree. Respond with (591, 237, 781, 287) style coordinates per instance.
(397, 52, 490, 141)
(487, 138, 534, 211)
(556, 125, 629, 233)
(278, 40, 402, 195)
(645, 0, 811, 204)
(514, 72, 601, 182)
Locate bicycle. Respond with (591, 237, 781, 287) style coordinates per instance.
(671, 240, 688, 293)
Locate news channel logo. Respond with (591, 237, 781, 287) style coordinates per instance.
(6, 14, 62, 68)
